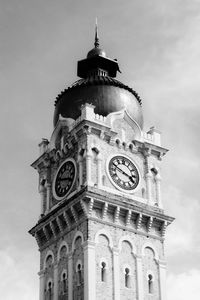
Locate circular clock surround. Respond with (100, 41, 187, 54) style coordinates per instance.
(106, 154, 140, 193)
(53, 158, 77, 201)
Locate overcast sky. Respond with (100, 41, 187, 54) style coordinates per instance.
(1, 0, 200, 299)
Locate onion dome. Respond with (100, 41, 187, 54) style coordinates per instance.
(53, 25, 143, 128)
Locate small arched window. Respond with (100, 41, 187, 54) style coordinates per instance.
(101, 262, 106, 282)
(148, 274, 153, 294)
(46, 255, 53, 269)
(47, 281, 52, 300)
(62, 272, 67, 294)
(125, 268, 131, 288)
(77, 263, 82, 286)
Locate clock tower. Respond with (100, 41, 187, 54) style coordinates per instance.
(29, 29, 174, 300)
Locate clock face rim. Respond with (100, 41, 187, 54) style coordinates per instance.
(53, 158, 77, 201)
(106, 154, 140, 193)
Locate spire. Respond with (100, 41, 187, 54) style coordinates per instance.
(94, 18, 99, 48)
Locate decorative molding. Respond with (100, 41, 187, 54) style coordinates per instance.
(125, 210, 132, 226)
(88, 198, 94, 215)
(161, 221, 168, 238)
(43, 226, 51, 241)
(147, 216, 153, 233)
(136, 213, 142, 230)
(63, 211, 70, 228)
(102, 202, 108, 220)
(56, 216, 63, 232)
(80, 199, 88, 216)
(71, 206, 78, 224)
(114, 206, 120, 223)
(50, 222, 57, 238)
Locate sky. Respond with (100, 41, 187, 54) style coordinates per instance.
(0, 0, 200, 299)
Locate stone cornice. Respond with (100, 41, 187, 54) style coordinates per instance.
(29, 186, 174, 250)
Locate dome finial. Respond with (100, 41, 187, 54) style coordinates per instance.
(94, 18, 99, 48)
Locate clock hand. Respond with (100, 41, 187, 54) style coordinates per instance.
(59, 177, 69, 181)
(113, 163, 135, 182)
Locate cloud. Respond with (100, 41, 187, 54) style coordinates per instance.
(167, 270, 200, 300)
(0, 249, 38, 300)
(165, 184, 200, 253)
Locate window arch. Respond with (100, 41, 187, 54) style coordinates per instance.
(43, 250, 54, 270)
(72, 231, 84, 252)
(45, 255, 53, 269)
(59, 245, 67, 260)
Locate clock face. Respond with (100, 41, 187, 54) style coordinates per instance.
(53, 158, 76, 200)
(108, 155, 139, 191)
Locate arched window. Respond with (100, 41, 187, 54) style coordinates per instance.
(77, 263, 82, 286)
(125, 268, 131, 288)
(148, 274, 153, 294)
(47, 281, 52, 300)
(101, 262, 106, 282)
(62, 272, 67, 294)
(46, 254, 53, 269)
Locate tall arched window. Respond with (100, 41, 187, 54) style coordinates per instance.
(47, 281, 52, 300)
(148, 274, 153, 294)
(77, 263, 82, 286)
(101, 262, 106, 282)
(125, 268, 131, 288)
(62, 272, 67, 294)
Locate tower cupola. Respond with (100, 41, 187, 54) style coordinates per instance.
(53, 26, 144, 129)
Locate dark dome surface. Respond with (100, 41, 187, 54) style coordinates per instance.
(87, 47, 106, 58)
(54, 76, 143, 128)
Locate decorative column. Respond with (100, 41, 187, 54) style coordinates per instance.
(83, 241, 96, 300)
(85, 148, 93, 186)
(78, 155, 83, 188)
(159, 260, 167, 300)
(39, 181, 45, 215)
(155, 174, 163, 208)
(112, 247, 120, 300)
(68, 253, 73, 300)
(38, 270, 45, 300)
(53, 263, 58, 300)
(136, 255, 144, 300)
(97, 153, 102, 188)
(46, 183, 51, 212)
(146, 172, 152, 204)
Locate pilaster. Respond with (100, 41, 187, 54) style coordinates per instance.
(68, 253, 73, 300)
(159, 260, 167, 300)
(155, 174, 162, 208)
(97, 153, 102, 188)
(146, 172, 152, 204)
(112, 247, 120, 300)
(85, 148, 93, 186)
(46, 183, 51, 212)
(53, 263, 58, 300)
(38, 270, 45, 300)
(136, 255, 144, 300)
(83, 241, 96, 300)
